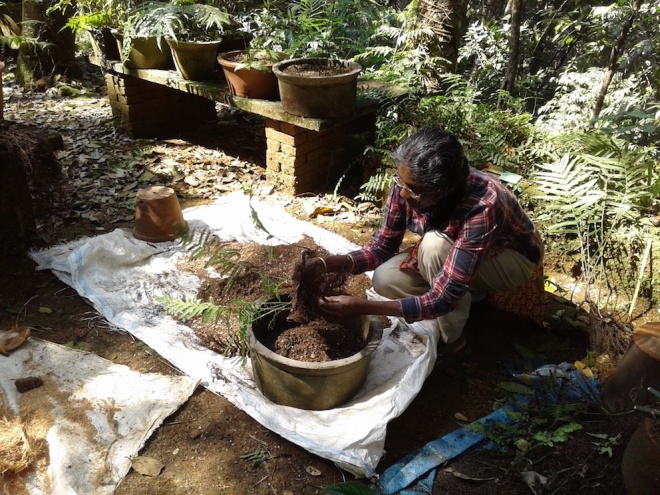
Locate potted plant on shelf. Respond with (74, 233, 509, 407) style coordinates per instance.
(124, 0, 232, 79)
(216, 7, 288, 100)
(268, 0, 381, 118)
(47, 0, 137, 62)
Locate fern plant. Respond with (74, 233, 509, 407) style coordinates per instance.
(158, 294, 288, 362)
(532, 131, 656, 304)
(124, 0, 232, 45)
(158, 220, 291, 362)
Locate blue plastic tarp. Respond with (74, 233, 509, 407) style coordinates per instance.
(373, 362, 601, 494)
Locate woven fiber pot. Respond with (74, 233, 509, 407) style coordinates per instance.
(217, 50, 287, 100)
(272, 58, 362, 119)
(167, 40, 221, 81)
(622, 417, 660, 495)
(133, 186, 187, 242)
(248, 305, 382, 410)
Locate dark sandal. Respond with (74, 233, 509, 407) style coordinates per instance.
(435, 344, 473, 371)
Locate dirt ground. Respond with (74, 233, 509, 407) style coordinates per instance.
(0, 57, 657, 495)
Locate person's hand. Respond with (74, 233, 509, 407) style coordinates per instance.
(317, 295, 364, 321)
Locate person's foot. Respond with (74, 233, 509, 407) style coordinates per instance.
(435, 336, 472, 371)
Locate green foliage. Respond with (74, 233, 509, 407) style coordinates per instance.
(322, 481, 379, 494)
(532, 131, 657, 297)
(1, 2, 47, 51)
(280, 0, 383, 59)
(158, 294, 288, 362)
(415, 74, 552, 178)
(587, 432, 622, 457)
(357, 2, 449, 91)
(48, 0, 138, 33)
(156, 199, 291, 363)
(456, 18, 509, 99)
(179, 227, 249, 294)
(240, 447, 273, 468)
(469, 403, 586, 468)
(232, 0, 383, 60)
(125, 0, 232, 43)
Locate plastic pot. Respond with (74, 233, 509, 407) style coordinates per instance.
(167, 40, 221, 81)
(248, 306, 382, 410)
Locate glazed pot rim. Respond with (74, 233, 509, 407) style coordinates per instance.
(249, 315, 383, 371)
(272, 57, 362, 80)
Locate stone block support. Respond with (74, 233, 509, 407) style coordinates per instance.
(101, 63, 385, 193)
(105, 72, 216, 138)
(265, 113, 376, 195)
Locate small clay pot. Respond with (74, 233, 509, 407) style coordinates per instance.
(622, 417, 660, 495)
(133, 186, 186, 242)
(601, 322, 660, 412)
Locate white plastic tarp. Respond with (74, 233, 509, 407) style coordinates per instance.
(29, 191, 438, 478)
(0, 334, 199, 495)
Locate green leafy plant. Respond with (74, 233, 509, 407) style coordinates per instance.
(157, 226, 289, 362)
(240, 0, 382, 60)
(240, 447, 273, 468)
(125, 0, 232, 44)
(1, 1, 50, 52)
(588, 432, 622, 457)
(532, 131, 657, 303)
(48, 0, 137, 34)
(357, 1, 448, 91)
(469, 403, 586, 469)
(322, 481, 379, 494)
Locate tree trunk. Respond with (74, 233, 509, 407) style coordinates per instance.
(499, 0, 522, 106)
(16, 0, 77, 89)
(415, 0, 468, 72)
(592, 0, 643, 119)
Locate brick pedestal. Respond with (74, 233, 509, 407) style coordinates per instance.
(105, 72, 216, 138)
(103, 66, 381, 193)
(265, 112, 376, 195)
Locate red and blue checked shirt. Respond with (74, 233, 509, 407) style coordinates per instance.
(348, 167, 542, 322)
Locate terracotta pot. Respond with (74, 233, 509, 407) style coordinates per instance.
(602, 322, 660, 412)
(622, 417, 660, 495)
(133, 186, 187, 242)
(217, 50, 286, 100)
(248, 303, 382, 410)
(167, 40, 221, 81)
(272, 58, 362, 119)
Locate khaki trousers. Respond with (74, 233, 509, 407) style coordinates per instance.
(371, 232, 537, 344)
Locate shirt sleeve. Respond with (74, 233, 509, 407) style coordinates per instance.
(348, 186, 407, 273)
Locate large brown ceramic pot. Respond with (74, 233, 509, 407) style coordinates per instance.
(622, 417, 660, 495)
(272, 58, 362, 119)
(248, 302, 382, 410)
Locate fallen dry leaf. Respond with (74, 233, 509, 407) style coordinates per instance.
(131, 456, 164, 477)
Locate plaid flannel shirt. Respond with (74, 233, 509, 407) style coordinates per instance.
(348, 167, 542, 322)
